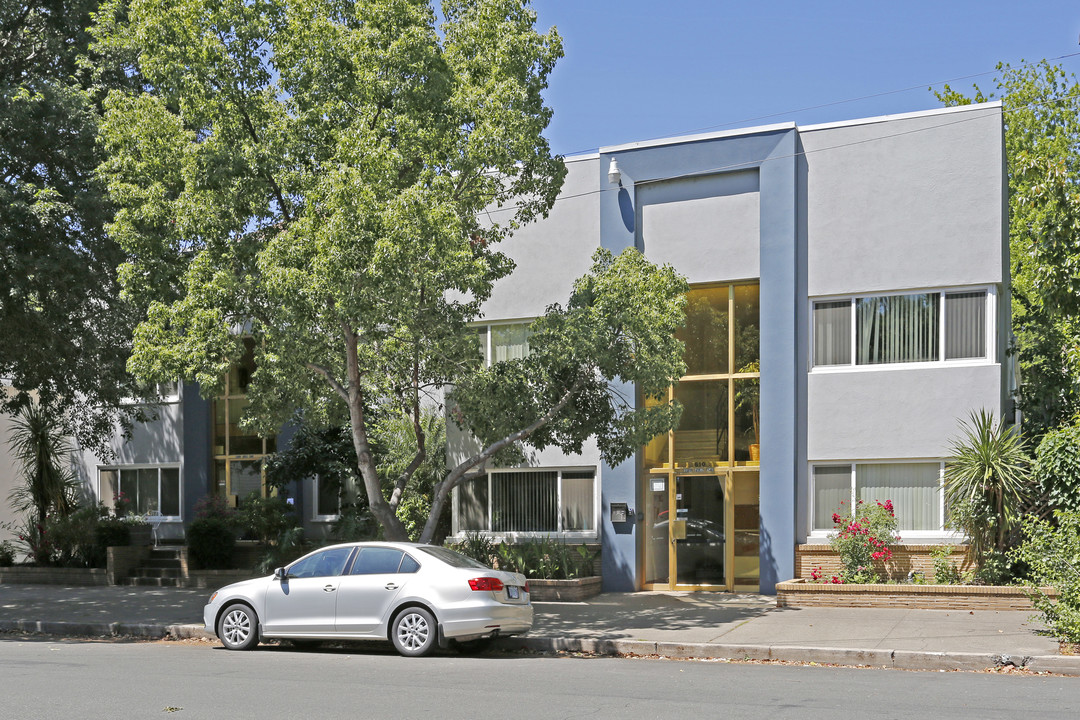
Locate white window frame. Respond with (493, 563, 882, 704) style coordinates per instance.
(311, 474, 341, 522)
(450, 466, 600, 541)
(809, 286, 996, 372)
(121, 380, 181, 405)
(807, 460, 962, 542)
(97, 464, 183, 521)
(476, 319, 536, 367)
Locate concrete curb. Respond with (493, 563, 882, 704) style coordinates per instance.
(0, 620, 214, 641)
(497, 636, 1080, 676)
(4, 620, 1077, 675)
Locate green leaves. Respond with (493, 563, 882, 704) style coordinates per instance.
(938, 62, 1080, 436)
(450, 248, 687, 469)
(944, 410, 1031, 559)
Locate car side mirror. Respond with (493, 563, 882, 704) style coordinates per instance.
(273, 567, 286, 581)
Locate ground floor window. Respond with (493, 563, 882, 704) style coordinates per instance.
(453, 468, 597, 538)
(99, 466, 181, 518)
(811, 461, 943, 534)
(313, 474, 341, 519)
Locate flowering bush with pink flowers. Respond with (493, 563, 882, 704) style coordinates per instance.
(827, 499, 899, 584)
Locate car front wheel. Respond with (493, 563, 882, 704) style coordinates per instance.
(391, 607, 436, 657)
(218, 603, 260, 651)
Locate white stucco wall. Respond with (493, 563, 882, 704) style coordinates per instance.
(638, 170, 760, 284)
(807, 364, 1003, 461)
(802, 105, 1004, 297)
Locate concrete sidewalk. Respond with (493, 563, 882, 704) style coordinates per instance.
(0, 584, 1077, 674)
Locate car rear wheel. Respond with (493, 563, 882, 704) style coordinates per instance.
(218, 603, 259, 651)
(391, 607, 436, 657)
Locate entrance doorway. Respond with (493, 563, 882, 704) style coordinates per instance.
(644, 472, 729, 590)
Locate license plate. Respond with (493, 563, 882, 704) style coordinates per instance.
(507, 585, 520, 599)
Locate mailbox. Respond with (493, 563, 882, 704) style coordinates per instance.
(609, 502, 629, 523)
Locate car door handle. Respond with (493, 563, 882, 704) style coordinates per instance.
(385, 583, 399, 591)
(323, 584, 336, 592)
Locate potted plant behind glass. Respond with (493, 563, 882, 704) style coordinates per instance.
(735, 361, 760, 461)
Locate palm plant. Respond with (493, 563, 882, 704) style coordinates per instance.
(944, 409, 1031, 563)
(6, 402, 78, 526)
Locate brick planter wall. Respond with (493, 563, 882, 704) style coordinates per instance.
(777, 578, 1056, 610)
(107, 545, 151, 584)
(796, 544, 970, 582)
(528, 576, 602, 602)
(0, 566, 109, 586)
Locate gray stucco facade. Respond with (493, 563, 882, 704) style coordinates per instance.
(450, 102, 1008, 594)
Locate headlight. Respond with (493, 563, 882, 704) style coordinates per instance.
(208, 591, 218, 604)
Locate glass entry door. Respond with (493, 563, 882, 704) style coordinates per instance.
(644, 473, 729, 590)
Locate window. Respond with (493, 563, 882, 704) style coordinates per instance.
(99, 466, 181, 518)
(287, 547, 354, 578)
(477, 321, 533, 366)
(313, 475, 341, 519)
(811, 462, 944, 533)
(122, 380, 180, 405)
(813, 290, 989, 368)
(350, 548, 413, 575)
(453, 468, 597, 537)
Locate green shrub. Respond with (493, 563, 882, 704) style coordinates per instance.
(451, 531, 497, 566)
(1012, 510, 1080, 643)
(930, 545, 962, 584)
(45, 506, 108, 567)
(1034, 421, 1080, 513)
(0, 540, 16, 566)
(239, 492, 299, 546)
(187, 517, 237, 569)
(827, 500, 899, 583)
(94, 518, 131, 549)
(493, 537, 597, 580)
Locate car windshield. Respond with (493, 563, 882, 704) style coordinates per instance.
(419, 546, 491, 570)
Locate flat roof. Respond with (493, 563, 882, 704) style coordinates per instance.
(587, 101, 1002, 156)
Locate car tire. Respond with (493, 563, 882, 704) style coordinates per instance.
(217, 603, 260, 651)
(391, 607, 437, 657)
(450, 637, 494, 655)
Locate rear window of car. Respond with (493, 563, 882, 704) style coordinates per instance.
(350, 547, 407, 574)
(419, 546, 491, 570)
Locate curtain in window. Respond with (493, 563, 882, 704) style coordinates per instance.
(492, 471, 557, 532)
(491, 323, 531, 363)
(856, 293, 939, 364)
(945, 292, 986, 359)
(455, 475, 489, 532)
(160, 468, 181, 516)
(812, 465, 852, 531)
(856, 462, 941, 531)
(561, 472, 595, 532)
(813, 301, 852, 366)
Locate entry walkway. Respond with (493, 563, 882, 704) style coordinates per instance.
(0, 584, 1076, 674)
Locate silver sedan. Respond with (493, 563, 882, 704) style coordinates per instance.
(203, 542, 532, 657)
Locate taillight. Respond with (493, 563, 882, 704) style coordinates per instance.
(523, 581, 530, 594)
(468, 577, 505, 592)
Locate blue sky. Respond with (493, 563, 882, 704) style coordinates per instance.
(529, 1, 1080, 156)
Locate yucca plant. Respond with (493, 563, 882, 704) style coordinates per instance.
(944, 409, 1031, 564)
(6, 402, 78, 527)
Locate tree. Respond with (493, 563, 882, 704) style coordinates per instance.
(938, 62, 1080, 437)
(95, 0, 576, 541)
(1, 0, 146, 449)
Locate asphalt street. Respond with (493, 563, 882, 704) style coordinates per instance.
(0, 637, 1078, 720)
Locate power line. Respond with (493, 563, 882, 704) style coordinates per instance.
(486, 89, 1078, 217)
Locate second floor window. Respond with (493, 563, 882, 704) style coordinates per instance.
(813, 289, 988, 368)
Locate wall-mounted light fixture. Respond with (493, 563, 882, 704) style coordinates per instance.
(607, 157, 622, 186)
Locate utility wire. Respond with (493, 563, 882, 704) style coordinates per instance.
(486, 89, 1080, 217)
